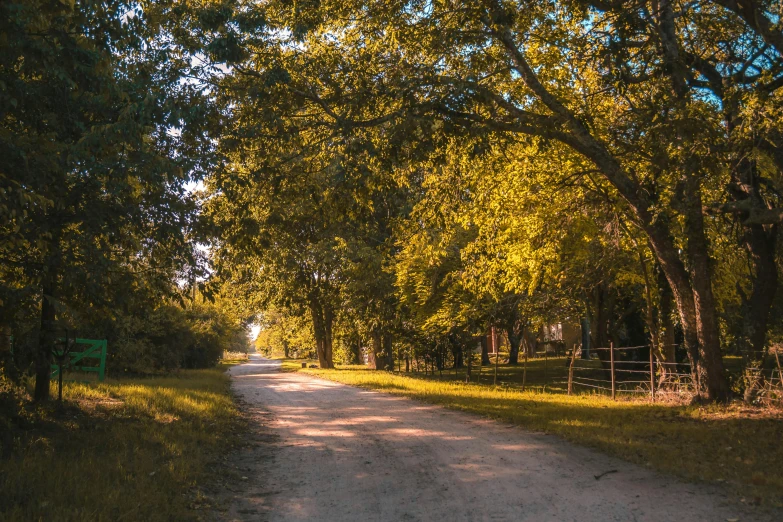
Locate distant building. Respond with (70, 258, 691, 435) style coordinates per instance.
(483, 321, 582, 358)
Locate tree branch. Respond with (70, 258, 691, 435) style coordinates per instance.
(706, 200, 783, 224)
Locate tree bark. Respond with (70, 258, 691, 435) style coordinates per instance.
(450, 334, 463, 368)
(383, 332, 394, 370)
(368, 330, 383, 370)
(369, 330, 393, 371)
(309, 299, 334, 369)
(34, 281, 57, 401)
(506, 324, 523, 365)
(638, 248, 660, 356)
(435, 343, 444, 370)
(465, 343, 472, 383)
(589, 284, 611, 351)
(657, 268, 677, 382)
(323, 305, 334, 368)
(683, 183, 729, 400)
(350, 338, 362, 364)
(728, 144, 779, 366)
(738, 222, 778, 365)
(480, 334, 491, 365)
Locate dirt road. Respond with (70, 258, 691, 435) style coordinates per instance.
(222, 355, 766, 521)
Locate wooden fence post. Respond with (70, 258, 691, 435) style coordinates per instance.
(568, 346, 577, 396)
(610, 341, 616, 400)
(649, 345, 655, 402)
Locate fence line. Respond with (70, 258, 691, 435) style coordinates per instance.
(563, 342, 699, 400)
(562, 380, 653, 394)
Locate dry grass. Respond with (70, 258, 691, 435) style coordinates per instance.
(0, 367, 244, 522)
(290, 359, 783, 507)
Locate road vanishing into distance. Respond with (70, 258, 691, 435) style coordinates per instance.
(221, 354, 769, 521)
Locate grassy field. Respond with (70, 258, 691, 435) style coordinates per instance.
(288, 357, 783, 507)
(0, 363, 244, 522)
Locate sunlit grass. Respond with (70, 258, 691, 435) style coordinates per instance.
(222, 350, 249, 363)
(280, 358, 319, 372)
(294, 361, 783, 506)
(0, 368, 243, 521)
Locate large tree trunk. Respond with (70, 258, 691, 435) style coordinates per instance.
(506, 324, 522, 365)
(739, 228, 778, 364)
(683, 185, 730, 400)
(369, 330, 389, 370)
(480, 334, 491, 366)
(309, 299, 334, 369)
(450, 335, 463, 368)
(589, 284, 611, 351)
(313, 336, 326, 367)
(383, 333, 394, 370)
(498, 303, 524, 365)
(34, 282, 57, 401)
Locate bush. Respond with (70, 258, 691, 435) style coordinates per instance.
(107, 303, 245, 375)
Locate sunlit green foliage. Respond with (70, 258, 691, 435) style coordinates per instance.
(177, 0, 783, 401)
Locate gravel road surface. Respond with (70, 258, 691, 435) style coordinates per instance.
(221, 354, 770, 521)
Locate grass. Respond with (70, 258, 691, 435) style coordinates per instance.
(221, 351, 249, 363)
(280, 357, 319, 372)
(0, 365, 244, 522)
(289, 357, 783, 507)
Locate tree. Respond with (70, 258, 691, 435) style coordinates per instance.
(1, 0, 208, 399)
(172, 0, 783, 400)
(256, 308, 316, 359)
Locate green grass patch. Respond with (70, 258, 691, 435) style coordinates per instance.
(293, 360, 783, 507)
(0, 368, 243, 521)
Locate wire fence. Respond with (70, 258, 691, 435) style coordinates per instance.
(558, 343, 695, 401)
(558, 343, 783, 405)
(746, 353, 783, 407)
